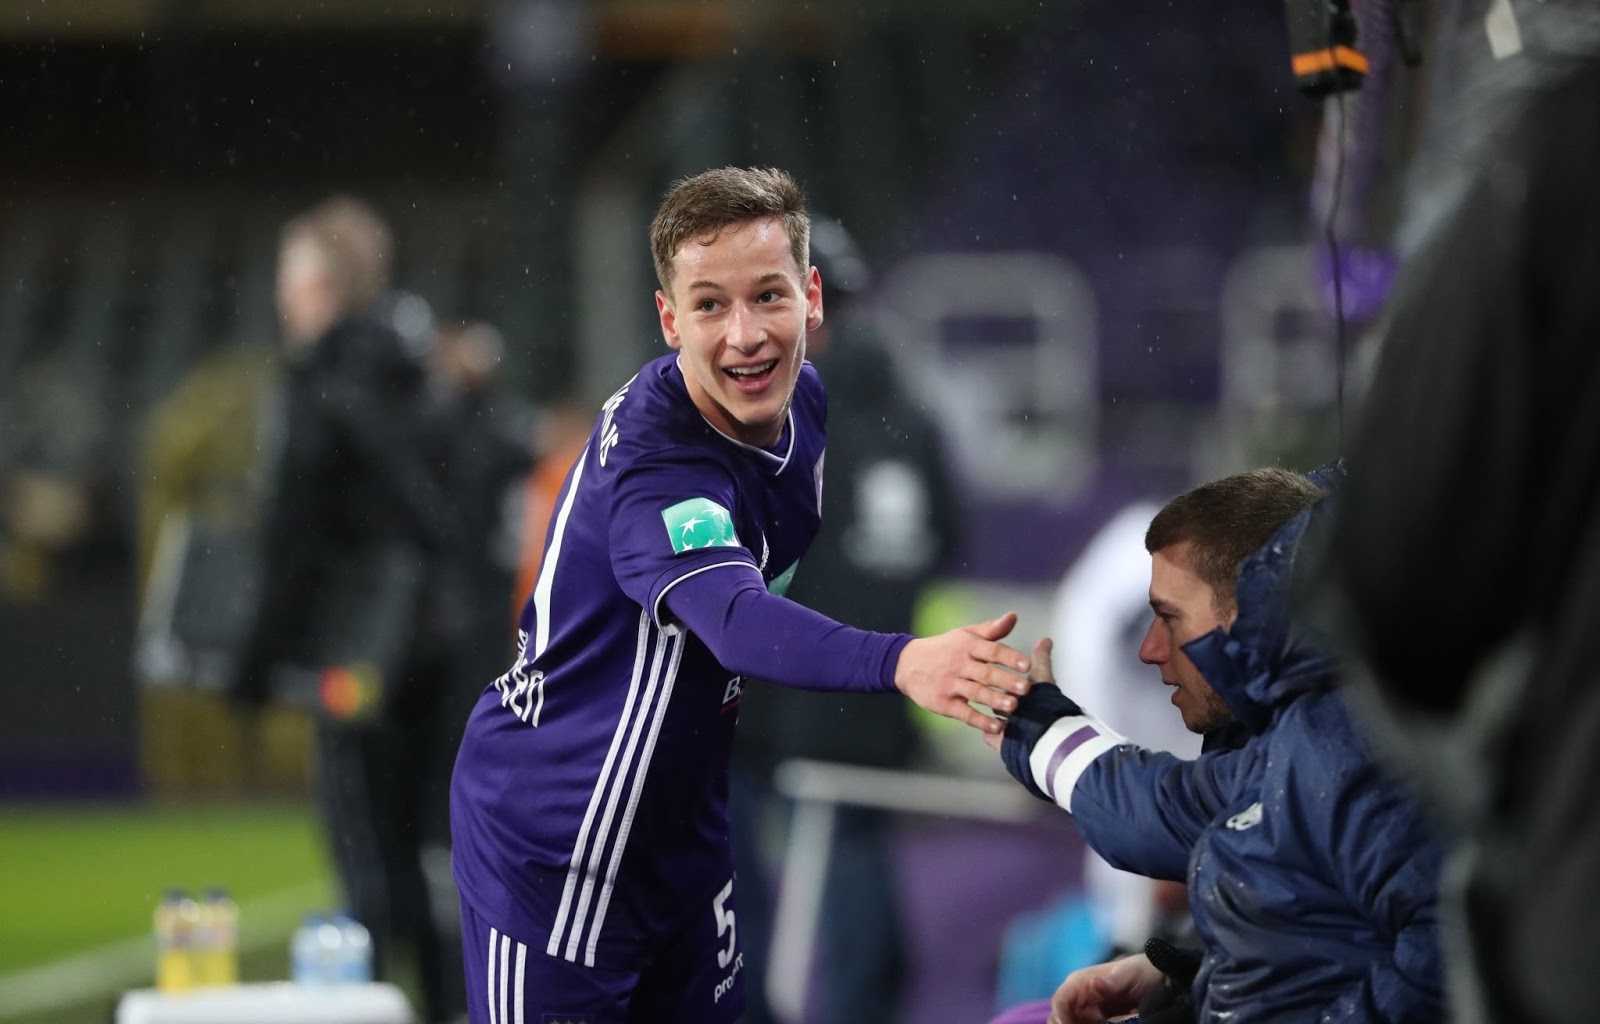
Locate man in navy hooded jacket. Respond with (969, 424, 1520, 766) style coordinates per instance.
(994, 467, 1446, 1024)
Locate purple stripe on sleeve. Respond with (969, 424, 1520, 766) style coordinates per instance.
(1042, 725, 1100, 800)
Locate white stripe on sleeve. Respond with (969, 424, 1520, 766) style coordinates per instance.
(1027, 714, 1126, 813)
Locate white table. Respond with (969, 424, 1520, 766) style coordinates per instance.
(116, 982, 415, 1024)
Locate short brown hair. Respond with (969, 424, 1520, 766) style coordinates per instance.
(1145, 468, 1324, 613)
(282, 195, 393, 315)
(649, 166, 809, 298)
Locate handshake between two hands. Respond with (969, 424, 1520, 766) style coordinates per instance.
(891, 610, 1082, 752)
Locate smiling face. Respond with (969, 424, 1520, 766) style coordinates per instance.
(656, 216, 824, 448)
(1138, 540, 1236, 734)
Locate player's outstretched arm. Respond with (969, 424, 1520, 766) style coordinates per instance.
(894, 612, 1032, 734)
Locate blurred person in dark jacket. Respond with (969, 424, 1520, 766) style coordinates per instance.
(428, 320, 538, 675)
(730, 218, 962, 1024)
(231, 196, 467, 1023)
(1309, 4, 1600, 1020)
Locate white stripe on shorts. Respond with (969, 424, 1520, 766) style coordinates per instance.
(486, 926, 527, 1024)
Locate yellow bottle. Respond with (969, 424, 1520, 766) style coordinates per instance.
(153, 888, 199, 993)
(196, 887, 240, 986)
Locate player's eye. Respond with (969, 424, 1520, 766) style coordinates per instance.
(697, 298, 718, 313)
(757, 290, 779, 303)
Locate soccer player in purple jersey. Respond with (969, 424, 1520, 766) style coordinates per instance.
(449, 166, 1033, 1024)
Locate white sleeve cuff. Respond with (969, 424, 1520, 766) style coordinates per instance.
(1027, 714, 1125, 813)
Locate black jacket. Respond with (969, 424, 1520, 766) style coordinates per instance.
(1314, 27, 1600, 1024)
(233, 311, 463, 719)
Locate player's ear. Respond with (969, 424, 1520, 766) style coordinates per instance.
(656, 291, 683, 350)
(805, 265, 824, 332)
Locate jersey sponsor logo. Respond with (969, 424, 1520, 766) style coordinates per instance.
(713, 950, 744, 1005)
(661, 497, 740, 553)
(597, 375, 634, 468)
(1226, 801, 1263, 831)
(721, 675, 744, 710)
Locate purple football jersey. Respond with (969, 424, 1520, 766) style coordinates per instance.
(451, 353, 827, 970)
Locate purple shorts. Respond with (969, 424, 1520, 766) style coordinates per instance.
(460, 891, 746, 1024)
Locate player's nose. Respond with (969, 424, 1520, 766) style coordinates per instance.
(1138, 617, 1166, 665)
(726, 302, 765, 352)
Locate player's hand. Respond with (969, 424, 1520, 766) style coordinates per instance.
(983, 636, 1058, 751)
(894, 612, 1031, 734)
(1049, 954, 1163, 1024)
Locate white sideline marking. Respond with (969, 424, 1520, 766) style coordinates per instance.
(0, 880, 327, 1020)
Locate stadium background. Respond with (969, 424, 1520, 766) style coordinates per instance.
(0, 1, 1367, 1021)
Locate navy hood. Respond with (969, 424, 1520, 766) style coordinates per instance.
(1182, 462, 1345, 736)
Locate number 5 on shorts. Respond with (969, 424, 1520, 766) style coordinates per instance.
(713, 878, 737, 969)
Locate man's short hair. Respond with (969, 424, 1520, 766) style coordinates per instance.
(282, 195, 393, 315)
(649, 166, 809, 299)
(1145, 467, 1325, 613)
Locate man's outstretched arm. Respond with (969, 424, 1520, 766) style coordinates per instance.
(663, 565, 1031, 734)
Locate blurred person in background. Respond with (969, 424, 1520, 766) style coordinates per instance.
(230, 195, 468, 1023)
(428, 319, 538, 683)
(1309, 3, 1600, 1019)
(448, 166, 1032, 1024)
(993, 467, 1446, 1024)
(728, 216, 963, 1024)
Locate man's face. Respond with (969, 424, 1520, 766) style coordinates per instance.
(276, 235, 337, 351)
(656, 216, 823, 448)
(1139, 541, 1235, 734)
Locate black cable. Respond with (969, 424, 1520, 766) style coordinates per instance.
(1324, 88, 1350, 451)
